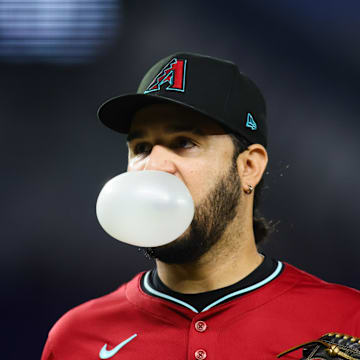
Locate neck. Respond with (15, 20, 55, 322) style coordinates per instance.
(156, 220, 263, 294)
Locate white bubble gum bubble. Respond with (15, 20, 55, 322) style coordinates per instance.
(96, 170, 195, 247)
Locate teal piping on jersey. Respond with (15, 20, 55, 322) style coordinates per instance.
(201, 261, 283, 311)
(143, 261, 283, 313)
(143, 271, 199, 313)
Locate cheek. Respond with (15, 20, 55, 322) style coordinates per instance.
(189, 156, 233, 203)
(182, 164, 219, 205)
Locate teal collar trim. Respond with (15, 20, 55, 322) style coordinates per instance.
(143, 261, 283, 313)
(143, 271, 199, 313)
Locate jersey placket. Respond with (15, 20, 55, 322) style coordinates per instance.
(187, 315, 217, 360)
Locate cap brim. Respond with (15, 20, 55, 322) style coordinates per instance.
(97, 93, 229, 134)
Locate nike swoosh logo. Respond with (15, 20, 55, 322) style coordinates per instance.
(99, 334, 137, 359)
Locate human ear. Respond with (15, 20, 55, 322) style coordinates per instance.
(236, 144, 268, 192)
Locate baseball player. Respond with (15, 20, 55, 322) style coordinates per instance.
(41, 53, 360, 360)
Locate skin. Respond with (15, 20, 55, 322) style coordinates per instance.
(127, 103, 268, 294)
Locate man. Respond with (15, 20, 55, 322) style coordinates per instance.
(41, 53, 360, 360)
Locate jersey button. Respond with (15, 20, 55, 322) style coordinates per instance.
(195, 349, 207, 359)
(195, 320, 207, 332)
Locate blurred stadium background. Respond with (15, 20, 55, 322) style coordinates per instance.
(1, 0, 359, 358)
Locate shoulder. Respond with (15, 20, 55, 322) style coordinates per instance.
(282, 262, 360, 302)
(43, 272, 145, 356)
(273, 263, 360, 341)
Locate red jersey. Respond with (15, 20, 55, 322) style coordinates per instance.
(41, 262, 360, 360)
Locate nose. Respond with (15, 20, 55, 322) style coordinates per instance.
(143, 144, 177, 174)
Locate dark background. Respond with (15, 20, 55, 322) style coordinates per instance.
(1, 1, 360, 358)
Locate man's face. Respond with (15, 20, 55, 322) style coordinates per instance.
(126, 103, 243, 264)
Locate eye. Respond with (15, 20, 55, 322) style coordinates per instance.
(174, 137, 196, 149)
(133, 137, 196, 156)
(133, 142, 151, 155)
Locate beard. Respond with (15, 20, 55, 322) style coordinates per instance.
(141, 159, 242, 264)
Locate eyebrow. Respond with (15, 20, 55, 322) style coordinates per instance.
(126, 124, 205, 143)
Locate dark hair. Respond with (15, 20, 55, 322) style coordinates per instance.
(228, 133, 274, 245)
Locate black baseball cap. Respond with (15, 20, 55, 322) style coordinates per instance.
(97, 52, 267, 147)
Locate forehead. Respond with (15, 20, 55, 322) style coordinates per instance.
(127, 103, 227, 142)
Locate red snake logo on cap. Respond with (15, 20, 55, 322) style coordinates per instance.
(144, 58, 187, 94)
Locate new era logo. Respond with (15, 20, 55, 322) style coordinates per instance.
(144, 58, 187, 94)
(246, 113, 257, 131)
